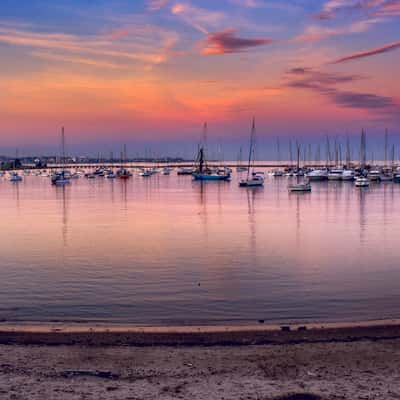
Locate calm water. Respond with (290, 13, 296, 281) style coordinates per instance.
(1, 170, 400, 325)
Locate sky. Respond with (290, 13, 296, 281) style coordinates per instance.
(0, 0, 399, 158)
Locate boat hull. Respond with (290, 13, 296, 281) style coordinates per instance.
(307, 176, 327, 181)
(53, 179, 70, 186)
(239, 180, 263, 187)
(288, 184, 311, 192)
(192, 173, 230, 181)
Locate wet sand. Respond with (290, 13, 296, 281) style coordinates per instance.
(1, 322, 400, 399)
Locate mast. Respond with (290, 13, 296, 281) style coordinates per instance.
(384, 128, 388, 168)
(325, 136, 331, 168)
(199, 148, 204, 173)
(195, 122, 208, 173)
(315, 144, 321, 166)
(202, 122, 208, 160)
(296, 141, 301, 182)
(238, 146, 242, 167)
(276, 137, 281, 163)
(289, 139, 293, 168)
(61, 127, 65, 174)
(334, 138, 338, 166)
(360, 129, 366, 169)
(391, 144, 395, 169)
(247, 118, 256, 180)
(346, 135, 351, 167)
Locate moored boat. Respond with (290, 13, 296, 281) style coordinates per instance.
(192, 123, 231, 182)
(288, 181, 311, 192)
(9, 172, 23, 182)
(51, 127, 70, 186)
(367, 169, 381, 182)
(288, 142, 311, 193)
(342, 169, 355, 181)
(239, 118, 264, 188)
(355, 176, 369, 187)
(328, 167, 343, 180)
(306, 169, 328, 181)
(177, 168, 194, 175)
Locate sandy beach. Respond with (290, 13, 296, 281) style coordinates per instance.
(1, 322, 400, 399)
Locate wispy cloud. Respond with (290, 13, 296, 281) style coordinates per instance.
(0, 24, 178, 67)
(301, 1, 400, 43)
(30, 51, 128, 69)
(296, 18, 380, 42)
(332, 40, 400, 63)
(228, 0, 266, 8)
(147, 0, 169, 11)
(201, 28, 272, 55)
(313, 0, 398, 20)
(285, 67, 397, 111)
(171, 2, 224, 34)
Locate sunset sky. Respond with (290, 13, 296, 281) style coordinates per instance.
(0, 0, 399, 157)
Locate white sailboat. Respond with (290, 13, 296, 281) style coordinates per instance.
(8, 149, 23, 182)
(239, 118, 264, 187)
(288, 143, 311, 192)
(51, 127, 70, 186)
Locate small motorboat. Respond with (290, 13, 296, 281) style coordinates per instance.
(341, 169, 355, 181)
(140, 170, 152, 177)
(355, 176, 370, 187)
(380, 174, 393, 182)
(288, 181, 311, 192)
(271, 169, 284, 177)
(367, 169, 381, 182)
(306, 169, 328, 181)
(9, 172, 23, 182)
(328, 167, 343, 180)
(177, 168, 193, 175)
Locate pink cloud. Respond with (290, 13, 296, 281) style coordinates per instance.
(332, 40, 400, 63)
(201, 28, 272, 55)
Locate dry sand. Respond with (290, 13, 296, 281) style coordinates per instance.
(1, 323, 400, 399)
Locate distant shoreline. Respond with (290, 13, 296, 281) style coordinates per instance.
(1, 319, 400, 346)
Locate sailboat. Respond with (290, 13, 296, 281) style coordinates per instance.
(8, 149, 23, 182)
(192, 123, 230, 181)
(117, 145, 131, 179)
(288, 143, 311, 192)
(51, 127, 70, 186)
(239, 118, 264, 187)
(272, 137, 284, 177)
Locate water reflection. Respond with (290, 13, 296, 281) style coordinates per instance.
(357, 187, 367, 244)
(55, 186, 69, 247)
(1, 173, 400, 324)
